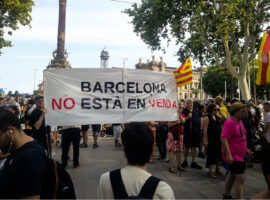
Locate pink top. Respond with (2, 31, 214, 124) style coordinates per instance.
(221, 118, 247, 162)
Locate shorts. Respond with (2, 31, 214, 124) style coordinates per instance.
(92, 124, 101, 132)
(81, 125, 89, 132)
(229, 161, 246, 174)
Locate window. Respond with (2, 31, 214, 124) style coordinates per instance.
(185, 93, 187, 99)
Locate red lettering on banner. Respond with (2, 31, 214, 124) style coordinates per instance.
(52, 98, 75, 110)
(149, 100, 155, 107)
(172, 101, 177, 109)
(156, 99, 162, 108)
(64, 98, 75, 110)
(166, 100, 171, 108)
(52, 98, 62, 110)
(148, 99, 176, 109)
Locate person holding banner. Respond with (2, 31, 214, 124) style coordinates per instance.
(29, 96, 51, 156)
(167, 104, 185, 174)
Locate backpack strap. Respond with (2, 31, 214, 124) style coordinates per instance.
(109, 169, 128, 199)
(138, 176, 161, 199)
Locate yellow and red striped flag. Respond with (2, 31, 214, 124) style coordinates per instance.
(256, 31, 270, 85)
(174, 57, 192, 87)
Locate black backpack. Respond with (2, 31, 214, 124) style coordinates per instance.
(110, 169, 161, 199)
(19, 148, 76, 199)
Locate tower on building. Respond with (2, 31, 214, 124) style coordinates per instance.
(100, 47, 110, 68)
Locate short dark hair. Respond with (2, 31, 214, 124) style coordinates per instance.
(0, 109, 22, 132)
(262, 148, 270, 189)
(35, 96, 44, 101)
(121, 122, 154, 166)
(206, 103, 217, 115)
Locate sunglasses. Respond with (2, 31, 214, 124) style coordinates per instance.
(214, 109, 219, 111)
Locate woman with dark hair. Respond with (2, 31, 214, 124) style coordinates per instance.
(203, 103, 226, 178)
(167, 104, 185, 174)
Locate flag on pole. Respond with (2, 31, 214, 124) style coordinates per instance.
(256, 31, 270, 85)
(174, 57, 192, 87)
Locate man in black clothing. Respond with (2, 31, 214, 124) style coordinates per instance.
(156, 122, 168, 159)
(61, 126, 81, 168)
(0, 109, 46, 199)
(30, 96, 51, 155)
(182, 99, 202, 169)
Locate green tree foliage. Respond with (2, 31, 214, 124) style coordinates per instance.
(0, 0, 34, 55)
(202, 65, 237, 98)
(125, 0, 270, 100)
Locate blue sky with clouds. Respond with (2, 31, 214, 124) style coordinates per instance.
(0, 0, 181, 94)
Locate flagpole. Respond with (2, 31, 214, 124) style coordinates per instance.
(253, 62, 256, 103)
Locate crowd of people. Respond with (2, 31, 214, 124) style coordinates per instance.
(0, 94, 269, 199)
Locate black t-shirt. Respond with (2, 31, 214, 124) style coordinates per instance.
(182, 107, 202, 135)
(29, 108, 51, 144)
(182, 108, 192, 134)
(0, 140, 46, 198)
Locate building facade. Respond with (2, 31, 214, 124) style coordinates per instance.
(135, 56, 208, 100)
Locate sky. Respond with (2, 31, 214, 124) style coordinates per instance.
(0, 0, 181, 94)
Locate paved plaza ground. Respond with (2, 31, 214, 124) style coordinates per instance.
(54, 136, 266, 199)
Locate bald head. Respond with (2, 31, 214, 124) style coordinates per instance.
(215, 96, 223, 105)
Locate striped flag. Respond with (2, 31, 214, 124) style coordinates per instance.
(174, 57, 192, 87)
(256, 31, 270, 85)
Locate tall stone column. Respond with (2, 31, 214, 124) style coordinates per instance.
(47, 0, 71, 69)
(56, 0, 66, 59)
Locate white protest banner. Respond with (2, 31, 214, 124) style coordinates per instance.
(44, 68, 178, 126)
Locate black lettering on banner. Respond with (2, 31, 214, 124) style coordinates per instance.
(137, 99, 145, 109)
(113, 97, 122, 109)
(136, 83, 143, 93)
(93, 98, 102, 109)
(161, 84, 167, 93)
(116, 82, 125, 93)
(153, 83, 160, 93)
(81, 82, 91, 92)
(127, 82, 135, 93)
(128, 99, 136, 109)
(93, 82, 103, 93)
(102, 98, 112, 109)
(143, 83, 152, 93)
(81, 98, 91, 109)
(105, 82, 115, 93)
